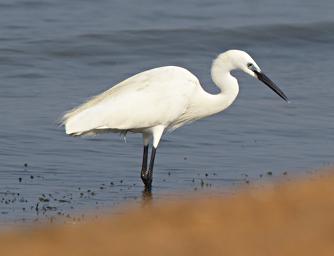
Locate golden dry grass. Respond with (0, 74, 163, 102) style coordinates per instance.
(1, 169, 334, 256)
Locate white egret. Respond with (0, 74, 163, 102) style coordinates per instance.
(62, 50, 288, 190)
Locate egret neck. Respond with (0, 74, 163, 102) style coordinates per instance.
(192, 56, 239, 119)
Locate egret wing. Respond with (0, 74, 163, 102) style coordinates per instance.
(63, 66, 199, 135)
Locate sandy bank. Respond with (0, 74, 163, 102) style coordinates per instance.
(1, 169, 334, 256)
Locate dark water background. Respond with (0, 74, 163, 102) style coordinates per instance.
(0, 0, 333, 224)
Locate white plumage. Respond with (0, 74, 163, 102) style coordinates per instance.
(63, 66, 200, 138)
(62, 50, 288, 189)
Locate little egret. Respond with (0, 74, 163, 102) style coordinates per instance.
(62, 50, 288, 190)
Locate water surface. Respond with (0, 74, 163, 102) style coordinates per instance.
(0, 0, 333, 224)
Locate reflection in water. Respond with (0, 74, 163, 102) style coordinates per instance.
(142, 189, 153, 206)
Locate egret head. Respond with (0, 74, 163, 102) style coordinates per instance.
(218, 50, 288, 102)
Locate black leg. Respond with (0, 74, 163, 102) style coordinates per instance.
(141, 145, 149, 171)
(141, 146, 157, 190)
(141, 145, 148, 183)
(149, 147, 157, 173)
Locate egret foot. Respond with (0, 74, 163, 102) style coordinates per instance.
(141, 168, 152, 190)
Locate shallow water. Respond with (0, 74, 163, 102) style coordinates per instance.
(0, 0, 334, 225)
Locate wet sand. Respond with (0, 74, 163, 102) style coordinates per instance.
(1, 168, 334, 256)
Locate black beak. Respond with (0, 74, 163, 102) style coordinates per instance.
(254, 70, 288, 102)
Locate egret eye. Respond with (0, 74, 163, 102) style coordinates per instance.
(247, 63, 258, 72)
